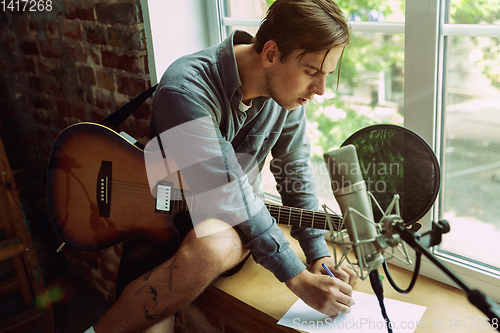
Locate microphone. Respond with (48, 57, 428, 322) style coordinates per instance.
(323, 144, 386, 278)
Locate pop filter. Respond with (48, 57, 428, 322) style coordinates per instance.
(341, 124, 440, 227)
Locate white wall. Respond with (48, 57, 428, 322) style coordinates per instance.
(143, 0, 215, 84)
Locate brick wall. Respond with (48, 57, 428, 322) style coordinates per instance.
(0, 0, 153, 303)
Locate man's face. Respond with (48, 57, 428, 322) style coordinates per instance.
(265, 46, 344, 110)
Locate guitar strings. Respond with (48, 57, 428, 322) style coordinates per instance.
(266, 205, 342, 231)
(105, 179, 343, 230)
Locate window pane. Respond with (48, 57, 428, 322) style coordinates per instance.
(449, 0, 500, 25)
(222, 1, 405, 206)
(440, 36, 500, 268)
(224, 0, 405, 23)
(259, 32, 405, 204)
(308, 32, 404, 206)
(339, 0, 404, 23)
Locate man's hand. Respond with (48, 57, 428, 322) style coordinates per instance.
(284, 257, 358, 317)
(285, 269, 354, 317)
(310, 256, 358, 286)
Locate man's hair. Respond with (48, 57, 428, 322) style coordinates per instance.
(253, 0, 351, 62)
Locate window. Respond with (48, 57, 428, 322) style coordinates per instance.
(215, 0, 500, 300)
(436, 0, 500, 289)
(220, 0, 405, 209)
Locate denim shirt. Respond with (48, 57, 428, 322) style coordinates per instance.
(150, 31, 330, 282)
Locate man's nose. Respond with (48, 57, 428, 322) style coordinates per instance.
(311, 76, 326, 96)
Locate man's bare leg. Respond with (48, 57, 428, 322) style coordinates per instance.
(93, 219, 249, 333)
(143, 316, 174, 333)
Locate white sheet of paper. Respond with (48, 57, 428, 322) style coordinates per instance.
(277, 291, 426, 333)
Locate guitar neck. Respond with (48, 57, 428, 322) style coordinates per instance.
(265, 203, 342, 231)
(169, 189, 342, 231)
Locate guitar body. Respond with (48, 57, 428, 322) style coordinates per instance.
(46, 122, 180, 251)
(46, 123, 341, 252)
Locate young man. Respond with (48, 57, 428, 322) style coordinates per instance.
(89, 0, 357, 332)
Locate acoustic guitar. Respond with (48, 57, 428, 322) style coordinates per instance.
(46, 122, 342, 251)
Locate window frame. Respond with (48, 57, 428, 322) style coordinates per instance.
(213, 0, 500, 301)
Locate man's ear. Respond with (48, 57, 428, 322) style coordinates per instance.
(261, 40, 281, 69)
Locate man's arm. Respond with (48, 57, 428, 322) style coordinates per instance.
(270, 106, 358, 315)
(270, 106, 331, 263)
(152, 86, 307, 283)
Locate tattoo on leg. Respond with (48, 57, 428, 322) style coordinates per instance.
(164, 251, 182, 292)
(143, 268, 156, 282)
(230, 233, 241, 251)
(135, 285, 169, 320)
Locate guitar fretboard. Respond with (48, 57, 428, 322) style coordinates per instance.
(167, 188, 342, 231)
(265, 203, 342, 231)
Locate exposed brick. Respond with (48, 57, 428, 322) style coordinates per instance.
(40, 39, 62, 59)
(78, 65, 96, 85)
(24, 57, 36, 74)
(101, 50, 144, 74)
(58, 64, 78, 86)
(96, 69, 115, 92)
(10, 65, 22, 73)
(60, 79, 78, 99)
(46, 21, 61, 39)
(108, 26, 145, 50)
(116, 75, 146, 96)
(133, 102, 152, 120)
(33, 109, 52, 127)
(20, 41, 39, 56)
(89, 47, 101, 66)
(85, 251, 101, 269)
(95, 89, 116, 111)
(16, 17, 30, 38)
(64, 7, 78, 20)
(82, 85, 95, 105)
(29, 76, 43, 93)
(56, 99, 72, 117)
(44, 78, 61, 96)
(77, 7, 95, 21)
(53, 111, 71, 130)
(90, 108, 106, 122)
(0, 0, 153, 306)
(63, 20, 82, 41)
(66, 44, 87, 63)
(31, 95, 43, 109)
(1, 100, 15, 119)
(85, 24, 107, 45)
(64, 2, 95, 21)
(0, 58, 9, 73)
(135, 118, 151, 141)
(74, 104, 86, 120)
(95, 3, 141, 25)
(39, 95, 55, 110)
(29, 20, 41, 34)
(4, 36, 16, 53)
(100, 260, 116, 282)
(37, 59, 53, 76)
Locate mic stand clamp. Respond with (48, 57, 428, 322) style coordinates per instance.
(391, 221, 500, 332)
(413, 219, 450, 248)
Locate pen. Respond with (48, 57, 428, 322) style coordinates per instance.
(321, 263, 336, 278)
(322, 263, 355, 305)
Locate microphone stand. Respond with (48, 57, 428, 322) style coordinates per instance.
(391, 220, 500, 332)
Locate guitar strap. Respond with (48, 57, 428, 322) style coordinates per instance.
(231, 114, 259, 150)
(102, 84, 158, 128)
(101, 83, 258, 150)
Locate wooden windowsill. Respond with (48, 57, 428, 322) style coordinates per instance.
(192, 225, 496, 332)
